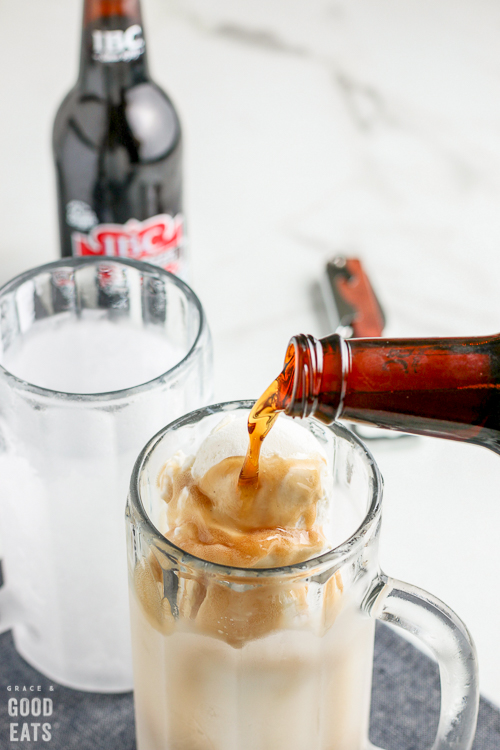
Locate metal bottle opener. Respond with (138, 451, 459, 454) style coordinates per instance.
(324, 255, 386, 338)
(323, 255, 412, 443)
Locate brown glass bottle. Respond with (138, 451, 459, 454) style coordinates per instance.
(53, 0, 185, 276)
(287, 333, 500, 449)
(239, 332, 500, 486)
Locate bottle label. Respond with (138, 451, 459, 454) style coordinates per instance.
(70, 213, 185, 276)
(92, 24, 145, 63)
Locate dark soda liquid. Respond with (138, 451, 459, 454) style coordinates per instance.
(239, 344, 296, 486)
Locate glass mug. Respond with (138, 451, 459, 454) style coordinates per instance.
(0, 258, 212, 691)
(126, 402, 478, 750)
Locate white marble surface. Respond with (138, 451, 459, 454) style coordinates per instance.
(1, 0, 500, 706)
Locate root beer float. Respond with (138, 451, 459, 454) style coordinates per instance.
(129, 401, 371, 750)
(129, 329, 493, 750)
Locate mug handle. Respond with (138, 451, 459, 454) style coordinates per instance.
(0, 584, 24, 633)
(365, 574, 479, 750)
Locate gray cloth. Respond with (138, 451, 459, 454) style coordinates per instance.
(0, 624, 498, 749)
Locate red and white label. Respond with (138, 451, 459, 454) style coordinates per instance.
(71, 213, 185, 276)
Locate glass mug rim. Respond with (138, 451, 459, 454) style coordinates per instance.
(0, 257, 207, 404)
(129, 400, 384, 579)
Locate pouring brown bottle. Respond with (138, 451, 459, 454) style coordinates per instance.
(239, 332, 500, 486)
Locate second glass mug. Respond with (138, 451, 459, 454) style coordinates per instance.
(0, 258, 212, 691)
(126, 401, 479, 750)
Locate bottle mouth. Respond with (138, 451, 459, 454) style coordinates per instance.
(286, 334, 324, 419)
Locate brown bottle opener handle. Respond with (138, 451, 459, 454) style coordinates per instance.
(326, 256, 385, 338)
(324, 257, 416, 442)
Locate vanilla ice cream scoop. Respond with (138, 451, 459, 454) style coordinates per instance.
(191, 415, 327, 478)
(158, 415, 333, 567)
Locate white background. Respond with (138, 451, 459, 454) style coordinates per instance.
(1, 0, 500, 705)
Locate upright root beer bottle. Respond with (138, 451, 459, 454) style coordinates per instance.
(240, 332, 500, 485)
(53, 0, 186, 277)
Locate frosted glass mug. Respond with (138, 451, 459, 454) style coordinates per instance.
(0, 258, 212, 691)
(127, 402, 479, 750)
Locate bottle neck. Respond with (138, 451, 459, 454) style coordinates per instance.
(78, 0, 149, 94)
(285, 334, 331, 419)
(285, 333, 500, 452)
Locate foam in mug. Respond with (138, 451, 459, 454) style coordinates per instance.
(130, 415, 373, 750)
